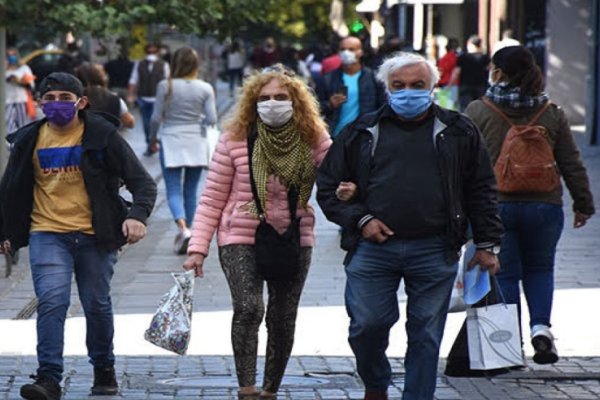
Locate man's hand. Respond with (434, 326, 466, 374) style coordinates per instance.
(329, 94, 347, 109)
(361, 218, 394, 243)
(336, 181, 357, 202)
(574, 211, 591, 228)
(467, 249, 500, 275)
(122, 218, 147, 244)
(126, 94, 136, 107)
(183, 253, 205, 278)
(0, 240, 12, 255)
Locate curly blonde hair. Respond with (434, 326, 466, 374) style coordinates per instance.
(224, 65, 328, 145)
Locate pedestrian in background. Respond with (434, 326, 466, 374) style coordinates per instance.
(58, 40, 89, 75)
(104, 44, 134, 101)
(451, 35, 490, 111)
(183, 64, 331, 399)
(0, 72, 157, 400)
(317, 52, 503, 400)
(436, 38, 460, 110)
(465, 45, 595, 365)
(127, 43, 170, 156)
(252, 37, 279, 69)
(316, 36, 386, 138)
(227, 40, 246, 96)
(150, 46, 217, 255)
(5, 47, 35, 133)
(75, 62, 135, 129)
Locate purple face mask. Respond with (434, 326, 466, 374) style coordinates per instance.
(41, 100, 79, 126)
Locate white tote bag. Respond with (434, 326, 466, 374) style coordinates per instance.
(144, 270, 195, 355)
(466, 302, 524, 370)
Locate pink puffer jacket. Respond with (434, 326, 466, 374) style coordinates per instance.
(188, 131, 332, 256)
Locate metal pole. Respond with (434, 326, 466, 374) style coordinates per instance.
(398, 4, 407, 41)
(0, 27, 7, 175)
(591, 1, 599, 145)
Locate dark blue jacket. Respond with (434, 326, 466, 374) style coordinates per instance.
(316, 66, 386, 134)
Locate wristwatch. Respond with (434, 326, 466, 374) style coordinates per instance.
(483, 245, 501, 255)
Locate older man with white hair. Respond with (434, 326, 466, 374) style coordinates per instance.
(317, 52, 503, 400)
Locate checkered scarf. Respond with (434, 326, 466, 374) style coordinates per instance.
(246, 119, 315, 217)
(485, 82, 549, 108)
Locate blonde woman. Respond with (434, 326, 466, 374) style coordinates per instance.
(183, 64, 331, 399)
(150, 46, 217, 254)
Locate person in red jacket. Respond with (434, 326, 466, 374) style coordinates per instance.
(436, 38, 460, 110)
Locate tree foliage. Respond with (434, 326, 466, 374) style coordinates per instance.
(0, 0, 359, 47)
(0, 0, 277, 40)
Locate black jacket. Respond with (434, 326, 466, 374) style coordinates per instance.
(316, 66, 386, 132)
(316, 104, 503, 263)
(0, 111, 157, 252)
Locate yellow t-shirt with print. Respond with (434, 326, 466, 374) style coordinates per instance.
(30, 120, 94, 234)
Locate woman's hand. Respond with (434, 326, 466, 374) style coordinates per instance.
(183, 253, 205, 278)
(335, 181, 357, 202)
(574, 211, 591, 228)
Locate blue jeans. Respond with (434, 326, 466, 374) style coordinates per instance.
(160, 148, 203, 226)
(137, 98, 155, 144)
(496, 202, 564, 328)
(29, 232, 117, 383)
(345, 236, 456, 399)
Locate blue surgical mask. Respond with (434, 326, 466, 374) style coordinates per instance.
(7, 55, 18, 65)
(388, 89, 433, 119)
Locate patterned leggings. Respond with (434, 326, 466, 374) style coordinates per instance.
(218, 244, 312, 393)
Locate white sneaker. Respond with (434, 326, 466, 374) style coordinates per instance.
(531, 324, 558, 364)
(173, 229, 192, 255)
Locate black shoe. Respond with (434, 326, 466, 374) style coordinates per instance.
(532, 335, 559, 364)
(531, 325, 559, 365)
(91, 366, 119, 395)
(20, 375, 61, 400)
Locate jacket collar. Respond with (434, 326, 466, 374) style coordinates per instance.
(357, 104, 460, 154)
(81, 110, 121, 150)
(359, 104, 458, 134)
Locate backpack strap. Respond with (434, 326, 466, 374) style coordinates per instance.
(527, 101, 552, 125)
(482, 97, 552, 126)
(481, 97, 515, 126)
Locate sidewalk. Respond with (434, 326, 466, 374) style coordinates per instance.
(1, 88, 600, 399)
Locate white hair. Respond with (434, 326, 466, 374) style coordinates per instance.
(376, 52, 440, 90)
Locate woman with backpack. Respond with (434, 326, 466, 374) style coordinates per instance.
(463, 46, 595, 365)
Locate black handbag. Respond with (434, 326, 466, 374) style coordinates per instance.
(247, 129, 301, 282)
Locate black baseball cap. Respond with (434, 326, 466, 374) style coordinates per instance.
(39, 72, 84, 98)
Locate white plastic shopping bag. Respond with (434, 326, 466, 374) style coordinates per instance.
(206, 124, 220, 161)
(448, 241, 492, 313)
(144, 270, 195, 355)
(447, 257, 465, 313)
(466, 302, 524, 370)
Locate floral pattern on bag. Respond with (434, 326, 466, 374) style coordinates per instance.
(144, 270, 195, 355)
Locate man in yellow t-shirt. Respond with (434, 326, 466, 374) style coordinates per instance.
(0, 72, 157, 400)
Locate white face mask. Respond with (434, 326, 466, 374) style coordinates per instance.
(339, 49, 358, 65)
(257, 100, 293, 128)
(146, 54, 158, 62)
(488, 68, 499, 86)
